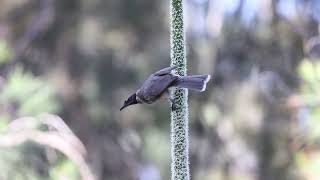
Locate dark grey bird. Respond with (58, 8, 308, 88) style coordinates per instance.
(120, 66, 211, 111)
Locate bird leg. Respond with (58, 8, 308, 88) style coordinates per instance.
(164, 90, 177, 111)
(169, 97, 177, 111)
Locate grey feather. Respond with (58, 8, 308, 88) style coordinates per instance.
(153, 66, 177, 76)
(137, 73, 178, 103)
(121, 66, 211, 110)
(174, 75, 211, 92)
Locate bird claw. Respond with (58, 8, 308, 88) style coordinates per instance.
(171, 104, 177, 111)
(169, 98, 177, 111)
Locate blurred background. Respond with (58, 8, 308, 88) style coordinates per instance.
(0, 0, 320, 179)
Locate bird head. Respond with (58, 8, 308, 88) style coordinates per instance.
(120, 93, 139, 111)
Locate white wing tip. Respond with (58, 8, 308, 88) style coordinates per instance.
(200, 75, 211, 92)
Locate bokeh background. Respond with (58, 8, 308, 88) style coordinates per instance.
(0, 0, 320, 179)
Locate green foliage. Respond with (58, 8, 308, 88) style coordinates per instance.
(298, 59, 319, 83)
(0, 66, 65, 180)
(0, 66, 60, 117)
(298, 59, 320, 101)
(298, 59, 320, 138)
(0, 148, 21, 180)
(0, 40, 11, 64)
(296, 59, 320, 179)
(0, 145, 80, 180)
(50, 159, 80, 180)
(0, 114, 10, 132)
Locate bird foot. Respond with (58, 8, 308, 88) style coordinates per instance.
(169, 98, 177, 111)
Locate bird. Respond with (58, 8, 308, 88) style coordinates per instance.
(120, 66, 211, 111)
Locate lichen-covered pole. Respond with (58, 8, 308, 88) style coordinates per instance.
(170, 0, 190, 180)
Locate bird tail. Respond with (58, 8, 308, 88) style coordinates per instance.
(174, 75, 211, 92)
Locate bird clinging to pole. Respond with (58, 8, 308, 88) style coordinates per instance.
(120, 66, 211, 111)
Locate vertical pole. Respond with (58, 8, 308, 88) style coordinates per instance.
(170, 0, 190, 179)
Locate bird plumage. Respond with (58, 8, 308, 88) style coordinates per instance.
(120, 66, 211, 111)
(137, 71, 178, 104)
(174, 74, 211, 92)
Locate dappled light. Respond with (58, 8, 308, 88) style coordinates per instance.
(1, 0, 320, 179)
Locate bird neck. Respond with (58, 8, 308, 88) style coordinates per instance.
(135, 91, 143, 103)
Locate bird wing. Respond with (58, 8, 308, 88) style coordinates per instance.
(153, 66, 176, 76)
(148, 74, 178, 98)
(138, 73, 178, 103)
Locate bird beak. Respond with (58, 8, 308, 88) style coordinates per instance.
(120, 94, 138, 111)
(120, 103, 130, 111)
